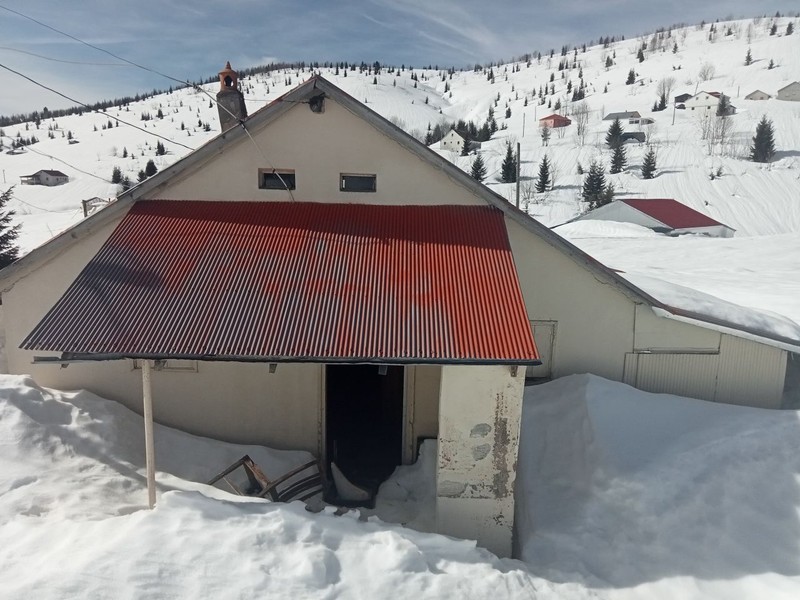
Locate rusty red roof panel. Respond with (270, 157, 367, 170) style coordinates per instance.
(621, 198, 726, 229)
(23, 201, 538, 364)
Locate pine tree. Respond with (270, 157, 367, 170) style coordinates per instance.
(605, 118, 624, 149)
(744, 47, 752, 66)
(637, 48, 645, 62)
(111, 166, 122, 184)
(787, 22, 794, 35)
(145, 159, 158, 177)
(750, 115, 776, 163)
(500, 141, 517, 183)
(540, 125, 551, 146)
(470, 154, 487, 182)
(641, 147, 657, 179)
(535, 156, 551, 193)
(0, 186, 21, 269)
(716, 94, 731, 116)
(626, 69, 636, 85)
(582, 161, 607, 209)
(610, 143, 627, 174)
(460, 137, 470, 156)
(770, 23, 777, 35)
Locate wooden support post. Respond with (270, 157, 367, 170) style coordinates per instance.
(142, 360, 156, 509)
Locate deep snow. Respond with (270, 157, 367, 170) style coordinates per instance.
(2, 373, 800, 598)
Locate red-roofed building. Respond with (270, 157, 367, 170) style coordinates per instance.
(0, 72, 795, 557)
(578, 198, 735, 237)
(538, 113, 572, 128)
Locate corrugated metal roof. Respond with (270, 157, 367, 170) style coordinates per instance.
(23, 201, 538, 364)
(621, 199, 727, 229)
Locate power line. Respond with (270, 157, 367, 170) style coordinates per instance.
(0, 136, 113, 184)
(0, 46, 130, 67)
(0, 62, 194, 151)
(0, 4, 294, 199)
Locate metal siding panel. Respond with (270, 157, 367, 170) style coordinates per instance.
(22, 201, 538, 363)
(635, 353, 719, 401)
(715, 335, 787, 407)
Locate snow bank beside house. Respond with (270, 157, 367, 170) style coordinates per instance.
(0, 375, 567, 599)
(517, 374, 800, 599)
(4, 372, 800, 598)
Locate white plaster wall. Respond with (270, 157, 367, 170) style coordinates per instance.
(506, 218, 636, 380)
(147, 99, 484, 207)
(436, 364, 524, 557)
(634, 305, 721, 351)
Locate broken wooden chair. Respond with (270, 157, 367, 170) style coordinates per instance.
(207, 454, 325, 503)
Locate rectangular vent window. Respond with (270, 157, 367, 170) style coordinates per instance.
(259, 169, 296, 190)
(340, 173, 376, 193)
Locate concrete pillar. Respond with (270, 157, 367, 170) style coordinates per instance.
(435, 364, 525, 557)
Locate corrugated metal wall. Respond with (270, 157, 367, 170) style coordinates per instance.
(715, 335, 787, 406)
(624, 334, 787, 409)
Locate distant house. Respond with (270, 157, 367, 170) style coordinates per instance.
(577, 198, 735, 237)
(674, 93, 692, 104)
(620, 132, 646, 144)
(20, 170, 69, 186)
(438, 129, 480, 153)
(603, 111, 641, 121)
(539, 114, 571, 128)
(745, 90, 771, 101)
(684, 91, 735, 115)
(603, 111, 652, 125)
(776, 82, 800, 102)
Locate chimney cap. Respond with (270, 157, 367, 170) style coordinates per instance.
(219, 61, 239, 91)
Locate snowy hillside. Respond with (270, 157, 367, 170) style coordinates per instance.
(0, 15, 799, 325)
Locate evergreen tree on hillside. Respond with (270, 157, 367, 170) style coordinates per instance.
(582, 161, 607, 209)
(637, 48, 645, 62)
(610, 143, 627, 174)
(641, 147, 657, 179)
(460, 137, 470, 156)
(470, 154, 487, 182)
(744, 47, 752, 66)
(0, 187, 21, 269)
(750, 116, 776, 163)
(145, 159, 158, 177)
(605, 118, 624, 149)
(500, 141, 517, 183)
(626, 69, 636, 85)
(716, 94, 731, 117)
(111, 166, 122, 184)
(787, 22, 794, 35)
(535, 155, 551, 193)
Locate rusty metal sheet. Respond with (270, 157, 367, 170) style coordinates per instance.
(22, 201, 538, 364)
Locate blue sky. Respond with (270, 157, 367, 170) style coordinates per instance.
(0, 1, 797, 115)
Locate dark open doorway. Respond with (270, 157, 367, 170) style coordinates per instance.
(325, 365, 404, 497)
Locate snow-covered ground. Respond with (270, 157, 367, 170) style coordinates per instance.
(2, 373, 800, 598)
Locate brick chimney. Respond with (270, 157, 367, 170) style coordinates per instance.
(216, 61, 248, 131)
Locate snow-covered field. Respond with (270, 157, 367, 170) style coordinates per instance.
(2, 373, 800, 598)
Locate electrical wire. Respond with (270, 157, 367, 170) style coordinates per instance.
(0, 62, 194, 151)
(0, 4, 296, 200)
(0, 46, 130, 67)
(1, 139, 114, 184)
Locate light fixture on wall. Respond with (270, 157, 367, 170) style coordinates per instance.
(378, 365, 388, 376)
(269, 363, 277, 374)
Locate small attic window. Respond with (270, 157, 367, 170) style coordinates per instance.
(259, 169, 296, 190)
(340, 173, 376, 193)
